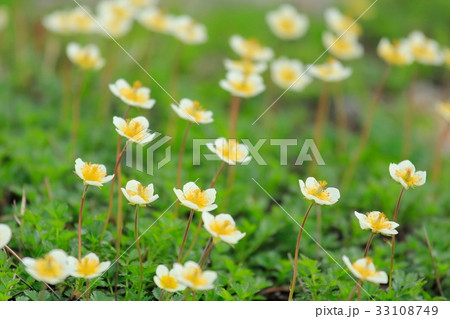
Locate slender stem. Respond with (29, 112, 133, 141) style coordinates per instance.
(174, 122, 192, 218)
(341, 65, 392, 189)
(210, 162, 226, 188)
(86, 279, 90, 301)
(229, 96, 242, 139)
(316, 206, 322, 256)
(70, 71, 86, 156)
(346, 282, 359, 301)
(402, 71, 417, 158)
(357, 280, 363, 301)
(135, 205, 143, 300)
(191, 290, 197, 301)
(199, 237, 215, 268)
(388, 187, 405, 291)
(313, 83, 330, 150)
(288, 202, 315, 301)
(38, 282, 47, 301)
(178, 209, 195, 263)
(165, 292, 172, 301)
(182, 288, 191, 301)
(423, 226, 444, 297)
(159, 289, 165, 301)
(78, 185, 89, 261)
(334, 82, 348, 154)
(363, 232, 375, 258)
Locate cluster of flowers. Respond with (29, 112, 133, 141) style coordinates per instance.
(288, 159, 426, 300)
(43, 0, 207, 44)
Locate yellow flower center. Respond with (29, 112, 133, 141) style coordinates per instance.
(119, 81, 148, 104)
(352, 258, 376, 279)
(278, 17, 295, 33)
(81, 162, 106, 182)
(77, 257, 100, 277)
(74, 51, 98, 69)
(183, 189, 210, 209)
(182, 267, 207, 288)
(365, 212, 391, 232)
(280, 67, 297, 82)
(395, 167, 421, 187)
(333, 37, 353, 53)
(185, 101, 206, 121)
(243, 38, 263, 57)
(216, 140, 245, 162)
(35, 255, 63, 279)
(411, 43, 435, 60)
(120, 119, 146, 141)
(233, 60, 255, 74)
(127, 183, 150, 202)
(209, 219, 236, 236)
(72, 14, 92, 31)
(159, 275, 178, 290)
(304, 180, 331, 201)
(337, 17, 362, 36)
(111, 6, 130, 19)
(231, 79, 255, 94)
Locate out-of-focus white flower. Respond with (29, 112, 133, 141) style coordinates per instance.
(0, 6, 9, 31)
(230, 35, 274, 62)
(171, 98, 213, 124)
(113, 116, 156, 145)
(437, 101, 450, 122)
(322, 31, 363, 60)
(126, 0, 159, 10)
(173, 182, 217, 212)
(70, 7, 97, 34)
(266, 4, 309, 40)
(389, 160, 426, 189)
(121, 180, 159, 206)
(154, 264, 186, 292)
(354, 211, 399, 236)
(96, 14, 133, 38)
(97, 0, 134, 21)
(75, 158, 114, 187)
(224, 59, 267, 75)
(67, 253, 110, 279)
(171, 15, 207, 45)
(137, 7, 174, 34)
(66, 42, 105, 70)
(173, 261, 217, 291)
(109, 79, 156, 109)
(271, 57, 312, 91)
(377, 38, 414, 66)
(299, 177, 340, 205)
(408, 31, 444, 66)
(308, 58, 352, 82)
(343, 256, 388, 284)
(219, 71, 265, 98)
(0, 224, 12, 249)
(202, 212, 246, 245)
(43, 10, 74, 34)
(207, 138, 252, 165)
(23, 250, 70, 285)
(324, 7, 362, 37)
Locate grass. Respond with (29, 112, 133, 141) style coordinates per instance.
(0, 0, 449, 301)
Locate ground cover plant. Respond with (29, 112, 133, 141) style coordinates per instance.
(0, 0, 449, 301)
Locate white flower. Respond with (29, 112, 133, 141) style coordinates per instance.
(308, 58, 352, 82)
(154, 264, 186, 292)
(109, 79, 156, 109)
(229, 35, 274, 62)
(207, 138, 252, 165)
(74, 158, 114, 187)
(219, 71, 265, 98)
(271, 57, 312, 91)
(126, 0, 159, 10)
(171, 98, 213, 124)
(173, 261, 217, 291)
(389, 160, 426, 189)
(266, 4, 309, 40)
(0, 6, 9, 31)
(137, 7, 175, 34)
(23, 249, 70, 285)
(171, 15, 207, 45)
(299, 177, 340, 205)
(437, 101, 450, 122)
(202, 212, 246, 245)
(97, 0, 134, 21)
(0, 224, 12, 249)
(224, 59, 267, 75)
(324, 7, 362, 37)
(343, 256, 388, 284)
(121, 180, 159, 206)
(173, 182, 217, 212)
(70, 7, 97, 34)
(67, 253, 110, 279)
(66, 43, 105, 70)
(42, 10, 74, 34)
(377, 38, 414, 66)
(354, 211, 399, 236)
(323, 31, 364, 60)
(113, 116, 156, 145)
(408, 30, 444, 66)
(96, 14, 133, 38)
